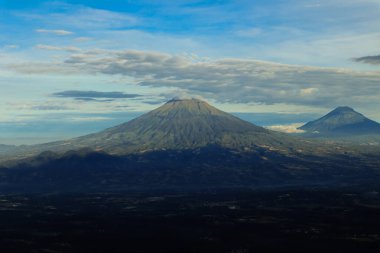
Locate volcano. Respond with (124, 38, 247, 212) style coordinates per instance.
(68, 98, 300, 154)
(4, 98, 307, 160)
(299, 106, 380, 136)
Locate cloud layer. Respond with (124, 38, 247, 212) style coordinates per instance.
(10, 48, 380, 109)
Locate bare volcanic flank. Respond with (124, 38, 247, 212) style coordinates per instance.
(69, 98, 294, 154)
(0, 98, 314, 163)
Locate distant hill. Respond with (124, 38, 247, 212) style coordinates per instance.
(299, 106, 380, 136)
(2, 144, 379, 193)
(0, 144, 17, 155)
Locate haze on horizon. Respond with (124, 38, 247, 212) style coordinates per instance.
(1, 0, 380, 145)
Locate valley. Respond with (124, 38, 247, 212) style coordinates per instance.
(1, 187, 380, 253)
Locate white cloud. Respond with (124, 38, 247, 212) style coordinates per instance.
(267, 123, 306, 134)
(36, 29, 74, 36)
(300, 88, 318, 96)
(35, 44, 81, 53)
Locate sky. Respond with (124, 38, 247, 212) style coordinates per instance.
(1, 0, 380, 144)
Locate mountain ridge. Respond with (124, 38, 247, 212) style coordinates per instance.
(1, 99, 380, 192)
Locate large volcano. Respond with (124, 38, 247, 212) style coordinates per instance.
(5, 98, 306, 160)
(69, 98, 298, 154)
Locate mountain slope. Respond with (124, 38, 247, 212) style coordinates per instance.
(0, 144, 16, 154)
(2, 99, 314, 162)
(299, 106, 380, 136)
(70, 98, 302, 154)
(3, 144, 379, 193)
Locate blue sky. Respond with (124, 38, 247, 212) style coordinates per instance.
(1, 0, 380, 144)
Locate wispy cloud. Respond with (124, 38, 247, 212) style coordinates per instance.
(53, 90, 142, 99)
(354, 55, 380, 65)
(36, 29, 74, 36)
(63, 6, 138, 29)
(70, 116, 112, 122)
(20, 4, 139, 30)
(35, 44, 81, 52)
(5, 100, 75, 112)
(31, 105, 70, 111)
(74, 98, 114, 103)
(74, 37, 93, 42)
(236, 28, 262, 38)
(3, 44, 19, 49)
